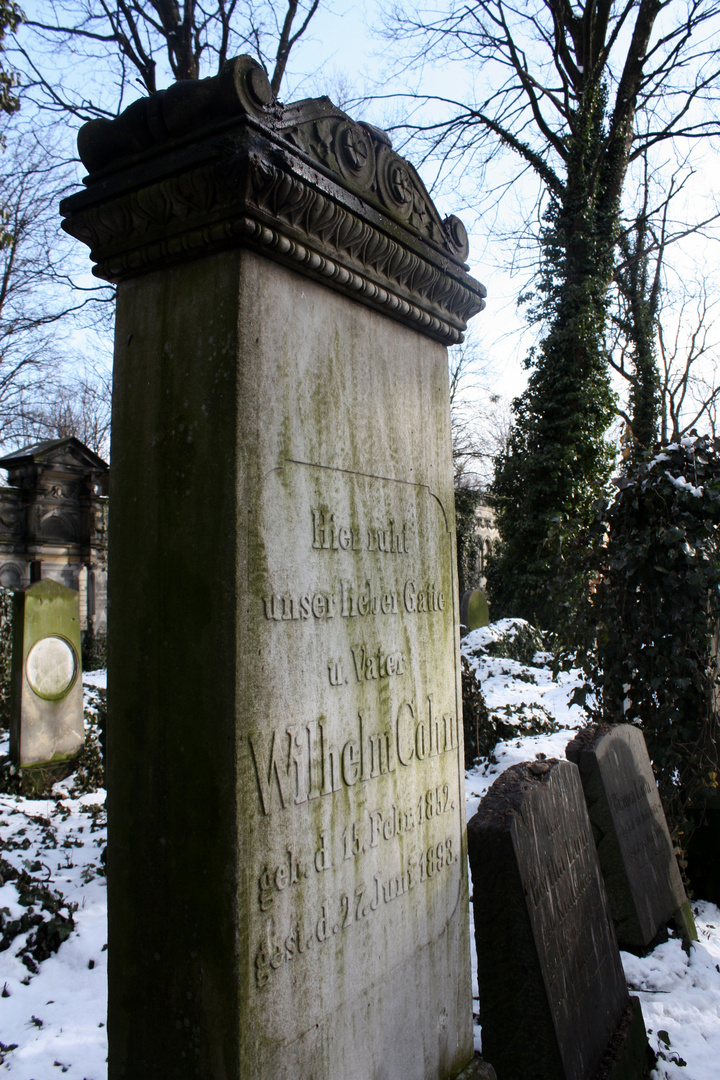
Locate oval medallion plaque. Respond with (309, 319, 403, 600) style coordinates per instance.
(26, 635, 78, 701)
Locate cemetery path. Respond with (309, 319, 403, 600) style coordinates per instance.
(0, 643, 718, 1079)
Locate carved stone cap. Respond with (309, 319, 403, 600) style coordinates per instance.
(60, 56, 486, 345)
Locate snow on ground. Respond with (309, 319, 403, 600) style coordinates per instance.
(462, 618, 588, 821)
(462, 620, 720, 1080)
(0, 630, 718, 1078)
(1, 681, 108, 1078)
(623, 907, 720, 1078)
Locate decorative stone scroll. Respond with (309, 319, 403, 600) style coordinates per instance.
(60, 56, 485, 346)
(468, 759, 653, 1080)
(566, 723, 697, 951)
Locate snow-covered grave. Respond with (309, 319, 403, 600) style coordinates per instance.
(2, 631, 720, 1079)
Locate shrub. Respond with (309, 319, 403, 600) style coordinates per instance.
(461, 620, 557, 766)
(81, 620, 107, 671)
(461, 654, 492, 768)
(562, 436, 720, 845)
(0, 587, 13, 730)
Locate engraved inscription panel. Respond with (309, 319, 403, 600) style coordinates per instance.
(512, 763, 628, 1079)
(567, 724, 687, 946)
(243, 461, 462, 1039)
(600, 728, 687, 921)
(469, 760, 629, 1080)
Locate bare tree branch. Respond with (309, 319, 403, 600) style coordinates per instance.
(13, 0, 324, 118)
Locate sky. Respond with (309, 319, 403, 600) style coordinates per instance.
(286, 0, 535, 402)
(9, 0, 532, 409)
(7, 0, 720, 439)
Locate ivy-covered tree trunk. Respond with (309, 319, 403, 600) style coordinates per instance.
(0, 0, 20, 115)
(0, 586, 13, 729)
(487, 87, 618, 627)
(386, 0, 720, 627)
(614, 208, 662, 451)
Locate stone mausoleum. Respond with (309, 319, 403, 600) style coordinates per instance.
(0, 437, 109, 642)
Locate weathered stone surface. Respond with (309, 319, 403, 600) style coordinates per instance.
(9, 580, 84, 766)
(468, 759, 651, 1080)
(566, 724, 695, 951)
(460, 588, 489, 635)
(62, 59, 485, 1080)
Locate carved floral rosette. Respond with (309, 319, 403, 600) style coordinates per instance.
(61, 57, 486, 345)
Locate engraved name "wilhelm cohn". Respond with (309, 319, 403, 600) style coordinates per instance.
(249, 698, 458, 816)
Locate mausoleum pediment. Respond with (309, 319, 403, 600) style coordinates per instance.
(0, 438, 109, 494)
(0, 437, 108, 474)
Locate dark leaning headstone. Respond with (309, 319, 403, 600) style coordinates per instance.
(566, 723, 696, 951)
(468, 759, 652, 1080)
(460, 588, 489, 637)
(10, 579, 84, 768)
(61, 56, 489, 1080)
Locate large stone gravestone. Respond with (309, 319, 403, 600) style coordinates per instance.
(9, 579, 84, 767)
(566, 724, 696, 951)
(467, 759, 652, 1080)
(61, 57, 488, 1080)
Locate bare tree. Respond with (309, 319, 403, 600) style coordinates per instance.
(2, 1, 323, 472)
(658, 282, 720, 442)
(14, 0, 322, 120)
(383, 2, 720, 204)
(0, 131, 113, 450)
(610, 279, 720, 447)
(12, 363, 113, 458)
(448, 340, 509, 488)
(380, 1, 720, 625)
(608, 149, 720, 448)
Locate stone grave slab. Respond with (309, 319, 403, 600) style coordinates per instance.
(9, 579, 84, 767)
(566, 724, 696, 950)
(467, 759, 652, 1080)
(61, 56, 488, 1080)
(460, 588, 489, 636)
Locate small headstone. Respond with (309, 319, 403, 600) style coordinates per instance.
(566, 723, 696, 950)
(10, 579, 84, 767)
(468, 759, 652, 1080)
(460, 588, 489, 636)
